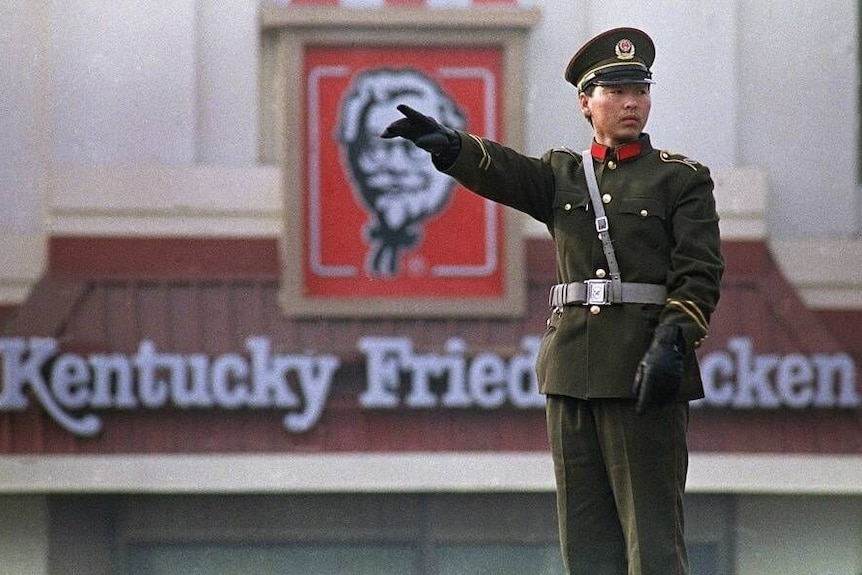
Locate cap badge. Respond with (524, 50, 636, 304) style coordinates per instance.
(615, 38, 635, 60)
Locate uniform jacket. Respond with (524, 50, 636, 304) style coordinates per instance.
(441, 132, 724, 400)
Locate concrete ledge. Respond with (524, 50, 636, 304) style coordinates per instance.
(2, 452, 860, 495)
(771, 239, 862, 310)
(260, 6, 542, 31)
(48, 165, 283, 237)
(712, 167, 768, 240)
(689, 453, 862, 495)
(0, 453, 554, 494)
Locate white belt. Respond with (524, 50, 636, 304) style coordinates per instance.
(549, 280, 667, 307)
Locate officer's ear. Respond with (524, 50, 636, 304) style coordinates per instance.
(578, 90, 592, 125)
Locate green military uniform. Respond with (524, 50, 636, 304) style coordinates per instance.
(382, 25, 724, 575)
(438, 26, 724, 574)
(441, 132, 723, 574)
(444, 133, 723, 398)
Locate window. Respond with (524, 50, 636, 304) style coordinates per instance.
(50, 493, 736, 575)
(119, 493, 563, 575)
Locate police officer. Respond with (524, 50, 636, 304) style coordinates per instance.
(381, 27, 724, 575)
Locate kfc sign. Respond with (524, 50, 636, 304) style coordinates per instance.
(281, 44, 524, 318)
(357, 336, 543, 410)
(0, 336, 858, 438)
(0, 336, 543, 437)
(0, 337, 340, 436)
(336, 68, 467, 278)
(305, 46, 504, 295)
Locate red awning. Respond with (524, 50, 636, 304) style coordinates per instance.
(1, 237, 860, 455)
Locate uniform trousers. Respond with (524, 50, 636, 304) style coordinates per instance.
(546, 395, 689, 575)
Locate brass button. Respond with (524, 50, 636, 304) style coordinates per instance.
(595, 268, 607, 278)
(564, 203, 572, 211)
(589, 305, 601, 315)
(640, 209, 649, 217)
(601, 194, 612, 204)
(607, 161, 617, 170)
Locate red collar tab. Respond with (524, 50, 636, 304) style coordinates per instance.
(590, 140, 643, 162)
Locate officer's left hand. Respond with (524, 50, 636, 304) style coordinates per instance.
(633, 324, 685, 415)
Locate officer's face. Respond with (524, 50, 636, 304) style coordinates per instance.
(579, 84, 651, 147)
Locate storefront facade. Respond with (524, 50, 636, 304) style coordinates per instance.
(2, 2, 862, 574)
(2, 228, 861, 574)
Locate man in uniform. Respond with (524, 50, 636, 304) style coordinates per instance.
(381, 27, 723, 575)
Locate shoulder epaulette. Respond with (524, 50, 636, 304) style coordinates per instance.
(659, 150, 699, 171)
(551, 146, 581, 160)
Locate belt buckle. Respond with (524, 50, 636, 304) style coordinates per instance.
(584, 279, 611, 305)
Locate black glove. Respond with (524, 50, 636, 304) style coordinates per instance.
(633, 324, 685, 415)
(380, 104, 461, 165)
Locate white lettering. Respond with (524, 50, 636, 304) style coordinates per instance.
(51, 354, 91, 410)
(90, 354, 136, 409)
(468, 353, 507, 408)
(776, 354, 814, 408)
(283, 356, 340, 432)
(700, 350, 735, 405)
(211, 354, 250, 409)
(0, 337, 55, 409)
(698, 337, 859, 409)
(358, 336, 543, 410)
(248, 337, 299, 408)
(2, 333, 858, 438)
(0, 336, 340, 436)
(133, 341, 171, 408)
(405, 355, 442, 408)
(729, 338, 780, 408)
(174, 355, 214, 408)
(508, 337, 544, 408)
(813, 354, 860, 408)
(358, 336, 409, 408)
(0, 338, 101, 435)
(440, 339, 470, 407)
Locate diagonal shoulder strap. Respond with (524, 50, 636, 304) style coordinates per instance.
(582, 150, 623, 301)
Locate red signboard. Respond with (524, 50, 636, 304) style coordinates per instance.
(296, 45, 512, 305)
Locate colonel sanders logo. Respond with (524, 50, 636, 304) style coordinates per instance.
(336, 69, 466, 277)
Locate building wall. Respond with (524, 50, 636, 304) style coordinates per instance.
(0, 2, 50, 306)
(737, 0, 860, 237)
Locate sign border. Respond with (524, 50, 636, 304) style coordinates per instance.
(264, 7, 539, 317)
